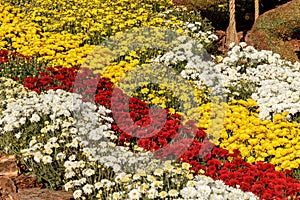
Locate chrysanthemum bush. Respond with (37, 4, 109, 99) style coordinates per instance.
(161, 40, 300, 122)
(1, 39, 300, 199)
(217, 99, 300, 170)
(150, 34, 223, 105)
(0, 49, 49, 82)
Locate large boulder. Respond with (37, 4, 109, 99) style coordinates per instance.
(0, 154, 73, 200)
(245, 0, 300, 62)
(0, 155, 19, 177)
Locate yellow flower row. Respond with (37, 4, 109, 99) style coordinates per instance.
(211, 99, 300, 171)
(0, 0, 186, 67)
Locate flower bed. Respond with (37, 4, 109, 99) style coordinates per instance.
(0, 0, 300, 199)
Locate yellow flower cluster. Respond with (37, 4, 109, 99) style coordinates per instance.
(134, 83, 180, 110)
(101, 56, 140, 84)
(213, 99, 300, 171)
(0, 3, 96, 67)
(0, 0, 185, 67)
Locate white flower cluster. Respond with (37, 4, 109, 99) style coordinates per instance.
(0, 77, 28, 115)
(0, 90, 39, 133)
(152, 35, 224, 97)
(215, 42, 300, 119)
(251, 71, 300, 119)
(0, 89, 114, 160)
(0, 88, 157, 172)
(176, 21, 218, 44)
(159, 9, 218, 45)
(178, 175, 258, 200)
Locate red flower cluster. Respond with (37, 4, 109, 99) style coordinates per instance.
(23, 66, 78, 94)
(0, 49, 31, 64)
(110, 88, 180, 150)
(0, 49, 9, 63)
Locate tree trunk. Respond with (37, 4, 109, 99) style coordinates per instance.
(225, 0, 238, 47)
(254, 0, 259, 21)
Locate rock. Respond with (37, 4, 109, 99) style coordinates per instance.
(15, 188, 74, 200)
(0, 176, 16, 194)
(0, 176, 17, 200)
(0, 155, 19, 177)
(245, 0, 300, 62)
(0, 188, 17, 200)
(0, 177, 72, 200)
(12, 174, 43, 189)
(0, 155, 73, 200)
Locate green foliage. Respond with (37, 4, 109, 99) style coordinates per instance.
(292, 168, 300, 180)
(0, 53, 48, 84)
(226, 79, 257, 101)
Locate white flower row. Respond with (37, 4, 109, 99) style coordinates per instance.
(122, 174, 258, 200)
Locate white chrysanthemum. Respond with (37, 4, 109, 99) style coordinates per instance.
(15, 132, 22, 139)
(33, 151, 43, 163)
(168, 189, 179, 197)
(19, 117, 26, 125)
(64, 181, 74, 191)
(73, 189, 82, 199)
(209, 194, 224, 200)
(151, 181, 163, 189)
(82, 183, 94, 195)
(29, 113, 40, 123)
(180, 186, 198, 198)
(128, 189, 141, 200)
(78, 178, 87, 184)
(101, 179, 114, 188)
(69, 154, 77, 161)
(94, 182, 102, 190)
(147, 188, 158, 199)
(112, 192, 122, 200)
(65, 170, 75, 179)
(83, 168, 95, 177)
(44, 148, 53, 155)
(42, 155, 52, 164)
(153, 168, 164, 176)
(196, 185, 211, 198)
(56, 152, 66, 161)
